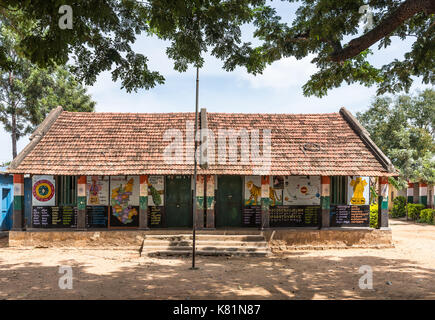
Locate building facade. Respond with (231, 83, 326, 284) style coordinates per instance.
(7, 106, 397, 232)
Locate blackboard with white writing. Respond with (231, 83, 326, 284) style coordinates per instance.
(269, 205, 320, 227)
(32, 206, 77, 228)
(148, 206, 164, 228)
(86, 206, 108, 228)
(243, 205, 261, 227)
(330, 205, 370, 226)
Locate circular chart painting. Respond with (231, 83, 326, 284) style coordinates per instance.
(33, 179, 55, 202)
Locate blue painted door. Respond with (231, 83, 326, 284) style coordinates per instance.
(1, 187, 12, 230)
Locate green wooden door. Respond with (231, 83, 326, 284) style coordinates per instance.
(165, 175, 192, 228)
(216, 176, 242, 227)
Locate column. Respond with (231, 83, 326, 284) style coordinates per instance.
(139, 175, 149, 229)
(260, 176, 270, 229)
(407, 182, 414, 203)
(205, 175, 215, 229)
(419, 182, 428, 207)
(378, 177, 389, 228)
(320, 176, 331, 228)
(195, 175, 205, 229)
(77, 175, 87, 229)
(12, 174, 25, 230)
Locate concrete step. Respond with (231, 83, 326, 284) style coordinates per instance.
(143, 248, 270, 257)
(140, 233, 270, 257)
(142, 240, 268, 247)
(142, 245, 269, 251)
(143, 234, 265, 241)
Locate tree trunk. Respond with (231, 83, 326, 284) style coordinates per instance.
(11, 112, 17, 159)
(9, 71, 17, 159)
(330, 0, 435, 62)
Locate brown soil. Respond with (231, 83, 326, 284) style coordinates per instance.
(0, 219, 434, 300)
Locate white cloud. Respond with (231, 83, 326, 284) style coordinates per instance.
(235, 55, 318, 90)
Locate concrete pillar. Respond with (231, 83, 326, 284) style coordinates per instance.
(205, 175, 215, 229)
(407, 182, 414, 203)
(139, 175, 149, 229)
(260, 176, 270, 229)
(378, 177, 389, 228)
(419, 182, 428, 207)
(77, 175, 87, 229)
(320, 176, 331, 228)
(195, 175, 205, 229)
(12, 174, 25, 230)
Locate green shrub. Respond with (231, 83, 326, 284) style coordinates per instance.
(391, 196, 406, 218)
(419, 209, 434, 224)
(370, 204, 378, 228)
(407, 203, 426, 220)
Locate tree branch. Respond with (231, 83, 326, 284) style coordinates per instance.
(330, 0, 435, 62)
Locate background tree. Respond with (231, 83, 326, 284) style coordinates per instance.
(0, 26, 95, 159)
(1, 1, 433, 96)
(357, 89, 435, 186)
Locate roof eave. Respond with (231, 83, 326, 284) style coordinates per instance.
(340, 107, 397, 175)
(8, 106, 64, 173)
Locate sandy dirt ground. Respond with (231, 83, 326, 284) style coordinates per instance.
(0, 219, 434, 300)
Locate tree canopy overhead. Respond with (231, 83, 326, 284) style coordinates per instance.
(0, 0, 434, 96)
(253, 0, 435, 97)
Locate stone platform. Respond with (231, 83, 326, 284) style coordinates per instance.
(8, 227, 393, 251)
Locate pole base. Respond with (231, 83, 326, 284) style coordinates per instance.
(189, 267, 199, 270)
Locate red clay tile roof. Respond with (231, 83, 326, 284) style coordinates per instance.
(8, 110, 396, 176)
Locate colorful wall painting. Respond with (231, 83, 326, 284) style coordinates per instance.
(110, 176, 139, 225)
(32, 175, 56, 206)
(347, 176, 370, 205)
(270, 176, 284, 206)
(148, 175, 164, 206)
(86, 176, 109, 206)
(244, 176, 262, 206)
(196, 175, 205, 209)
(283, 176, 321, 205)
(206, 175, 215, 209)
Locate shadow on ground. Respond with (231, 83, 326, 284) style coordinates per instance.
(0, 249, 434, 300)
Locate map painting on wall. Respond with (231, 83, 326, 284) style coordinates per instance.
(87, 176, 109, 206)
(347, 176, 370, 205)
(244, 176, 262, 206)
(110, 176, 139, 224)
(32, 175, 56, 206)
(283, 176, 321, 205)
(148, 175, 164, 206)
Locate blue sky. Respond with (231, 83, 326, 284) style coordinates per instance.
(0, 1, 433, 163)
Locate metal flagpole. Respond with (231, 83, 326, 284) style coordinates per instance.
(191, 66, 199, 270)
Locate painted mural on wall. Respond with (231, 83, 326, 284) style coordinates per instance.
(348, 176, 370, 205)
(148, 175, 164, 206)
(206, 175, 215, 209)
(86, 176, 109, 206)
(32, 175, 56, 206)
(270, 176, 284, 206)
(283, 176, 320, 205)
(244, 176, 262, 205)
(196, 175, 205, 209)
(110, 176, 139, 224)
